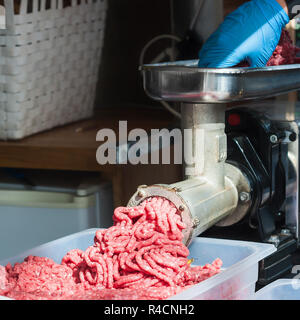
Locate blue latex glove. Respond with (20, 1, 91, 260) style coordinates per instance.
(198, 0, 290, 68)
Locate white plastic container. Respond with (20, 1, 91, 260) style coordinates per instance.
(170, 237, 276, 300)
(0, 229, 276, 300)
(0, 169, 114, 228)
(254, 279, 300, 300)
(0, 191, 96, 260)
(0, 0, 107, 139)
(0, 173, 113, 259)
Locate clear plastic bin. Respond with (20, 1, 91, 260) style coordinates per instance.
(0, 170, 113, 260)
(0, 229, 276, 300)
(254, 279, 300, 300)
(0, 190, 99, 260)
(169, 236, 276, 300)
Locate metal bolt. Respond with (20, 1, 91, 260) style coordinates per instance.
(239, 192, 251, 203)
(270, 135, 278, 143)
(289, 132, 297, 142)
(193, 218, 200, 228)
(137, 189, 147, 198)
(268, 235, 280, 247)
(281, 229, 291, 235)
(179, 205, 186, 212)
(219, 152, 227, 162)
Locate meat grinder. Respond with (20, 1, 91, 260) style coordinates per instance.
(128, 60, 300, 284)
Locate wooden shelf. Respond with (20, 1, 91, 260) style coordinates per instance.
(0, 107, 183, 206)
(0, 107, 172, 170)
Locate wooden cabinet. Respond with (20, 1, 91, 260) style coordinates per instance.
(0, 108, 182, 207)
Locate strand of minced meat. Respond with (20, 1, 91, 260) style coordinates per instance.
(0, 197, 222, 300)
(237, 29, 300, 67)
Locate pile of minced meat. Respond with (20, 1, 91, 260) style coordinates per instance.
(0, 197, 222, 300)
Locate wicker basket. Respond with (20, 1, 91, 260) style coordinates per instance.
(0, 0, 107, 139)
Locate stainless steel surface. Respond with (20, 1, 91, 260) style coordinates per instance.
(181, 103, 225, 124)
(141, 60, 300, 103)
(216, 164, 252, 227)
(181, 104, 226, 188)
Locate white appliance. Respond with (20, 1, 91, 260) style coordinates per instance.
(0, 169, 114, 260)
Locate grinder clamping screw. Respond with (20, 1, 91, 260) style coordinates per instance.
(137, 189, 147, 198)
(268, 235, 281, 247)
(193, 218, 200, 228)
(239, 192, 251, 203)
(179, 205, 186, 212)
(280, 228, 291, 235)
(270, 135, 278, 143)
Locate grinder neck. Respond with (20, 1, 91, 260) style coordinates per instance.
(181, 103, 227, 190)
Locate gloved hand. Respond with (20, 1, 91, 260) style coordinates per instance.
(198, 0, 290, 68)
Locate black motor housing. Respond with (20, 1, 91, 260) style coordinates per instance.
(202, 107, 299, 285)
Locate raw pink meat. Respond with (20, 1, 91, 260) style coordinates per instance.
(0, 197, 222, 300)
(0, 266, 8, 293)
(237, 29, 300, 67)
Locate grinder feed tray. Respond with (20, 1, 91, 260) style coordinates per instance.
(141, 60, 300, 104)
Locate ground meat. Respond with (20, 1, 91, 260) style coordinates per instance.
(0, 266, 8, 293)
(237, 29, 300, 67)
(0, 197, 222, 300)
(3, 256, 78, 299)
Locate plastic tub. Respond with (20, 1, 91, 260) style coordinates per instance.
(0, 229, 276, 300)
(254, 279, 300, 300)
(0, 190, 98, 260)
(169, 236, 276, 300)
(0, 168, 113, 260)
